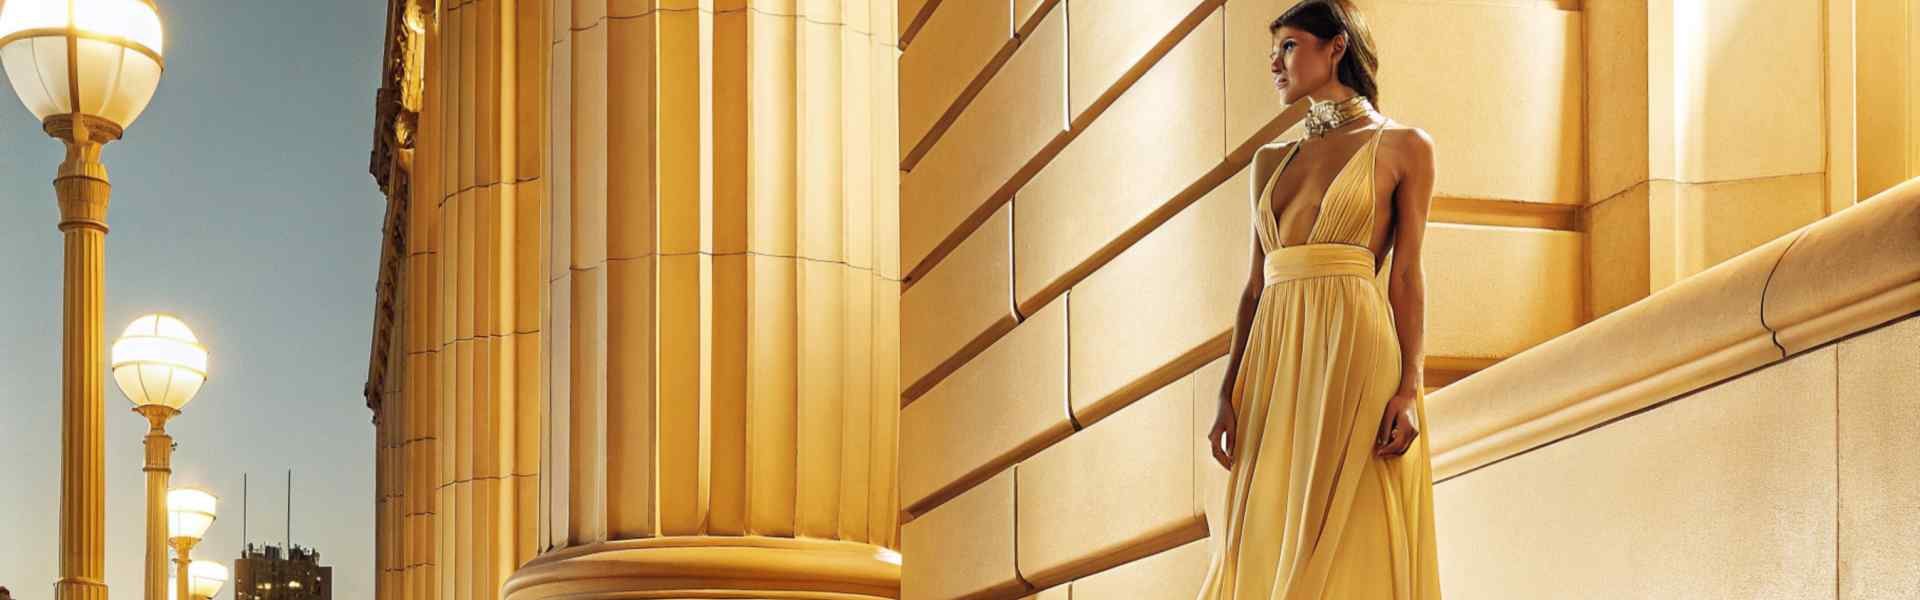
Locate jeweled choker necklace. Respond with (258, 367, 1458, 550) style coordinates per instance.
(1304, 95, 1375, 138)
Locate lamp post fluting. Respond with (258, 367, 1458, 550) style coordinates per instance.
(139, 404, 178, 599)
(0, 2, 167, 599)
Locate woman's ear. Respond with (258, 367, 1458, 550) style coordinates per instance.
(1330, 32, 1348, 62)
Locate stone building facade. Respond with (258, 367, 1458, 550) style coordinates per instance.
(364, 0, 1920, 598)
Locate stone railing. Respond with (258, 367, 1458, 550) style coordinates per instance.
(1428, 179, 1920, 480)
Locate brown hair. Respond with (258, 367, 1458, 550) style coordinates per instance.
(1270, 0, 1382, 107)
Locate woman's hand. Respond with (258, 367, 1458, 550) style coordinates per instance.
(1374, 390, 1420, 458)
(1208, 393, 1236, 470)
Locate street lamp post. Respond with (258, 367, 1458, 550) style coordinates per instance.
(0, 2, 166, 600)
(167, 488, 216, 600)
(185, 561, 227, 600)
(115, 314, 209, 600)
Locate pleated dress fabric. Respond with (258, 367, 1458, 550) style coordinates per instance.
(1194, 119, 1442, 600)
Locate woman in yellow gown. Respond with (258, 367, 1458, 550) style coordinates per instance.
(1196, 1, 1442, 598)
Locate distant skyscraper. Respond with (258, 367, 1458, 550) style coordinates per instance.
(234, 544, 332, 600)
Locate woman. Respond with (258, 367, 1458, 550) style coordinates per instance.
(1196, 1, 1442, 598)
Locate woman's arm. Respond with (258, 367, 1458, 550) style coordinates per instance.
(1211, 145, 1279, 468)
(1386, 129, 1436, 396)
(1375, 128, 1436, 458)
(1219, 222, 1267, 402)
(1218, 145, 1279, 403)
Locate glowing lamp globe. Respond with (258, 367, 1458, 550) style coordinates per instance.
(0, 0, 165, 132)
(166, 487, 216, 542)
(112, 314, 207, 413)
(187, 560, 226, 598)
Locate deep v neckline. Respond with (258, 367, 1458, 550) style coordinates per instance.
(1258, 118, 1389, 252)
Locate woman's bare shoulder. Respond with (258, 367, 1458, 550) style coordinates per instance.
(1252, 139, 1299, 171)
(1255, 140, 1297, 159)
(1381, 119, 1434, 155)
(1249, 140, 1298, 192)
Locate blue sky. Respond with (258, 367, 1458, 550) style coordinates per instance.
(0, 1, 388, 597)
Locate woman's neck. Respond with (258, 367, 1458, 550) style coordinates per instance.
(1302, 92, 1376, 138)
(1304, 84, 1360, 104)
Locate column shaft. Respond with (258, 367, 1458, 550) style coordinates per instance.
(54, 120, 114, 600)
(372, 0, 903, 596)
(140, 410, 175, 600)
(172, 548, 190, 600)
(508, 1, 900, 597)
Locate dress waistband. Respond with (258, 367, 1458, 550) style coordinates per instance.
(1264, 243, 1378, 286)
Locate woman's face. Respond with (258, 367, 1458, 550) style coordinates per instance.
(1270, 26, 1343, 105)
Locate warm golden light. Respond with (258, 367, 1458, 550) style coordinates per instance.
(0, 0, 163, 49)
(112, 313, 208, 412)
(166, 487, 216, 542)
(0, 0, 165, 128)
(186, 560, 227, 598)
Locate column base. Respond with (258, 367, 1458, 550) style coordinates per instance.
(502, 536, 900, 600)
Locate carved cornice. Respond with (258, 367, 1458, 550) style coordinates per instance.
(365, 0, 430, 417)
(370, 0, 425, 194)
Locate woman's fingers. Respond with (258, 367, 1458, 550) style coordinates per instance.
(1378, 419, 1404, 456)
(1398, 423, 1420, 455)
(1378, 419, 1418, 457)
(1209, 427, 1231, 469)
(1376, 408, 1399, 448)
(1376, 409, 1393, 446)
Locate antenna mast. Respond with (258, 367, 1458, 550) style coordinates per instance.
(242, 473, 249, 550)
(286, 469, 293, 551)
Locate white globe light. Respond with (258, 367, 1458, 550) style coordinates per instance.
(167, 487, 217, 542)
(0, 0, 165, 130)
(112, 314, 207, 412)
(187, 560, 227, 598)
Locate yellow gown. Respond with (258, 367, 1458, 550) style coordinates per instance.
(1194, 119, 1442, 600)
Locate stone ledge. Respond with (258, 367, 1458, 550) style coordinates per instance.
(1429, 179, 1920, 480)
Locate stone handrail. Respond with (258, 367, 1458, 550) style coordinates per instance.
(1428, 179, 1920, 480)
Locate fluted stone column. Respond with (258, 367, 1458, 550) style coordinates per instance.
(369, 0, 899, 596)
(502, 1, 902, 598)
(401, 0, 546, 598)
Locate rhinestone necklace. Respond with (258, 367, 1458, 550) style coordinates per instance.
(1304, 94, 1375, 138)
